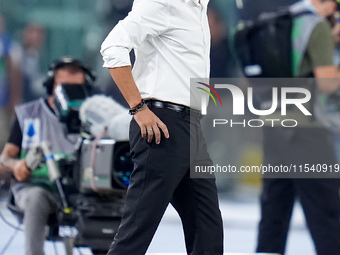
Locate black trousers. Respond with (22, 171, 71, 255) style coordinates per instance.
(107, 107, 224, 255)
(257, 127, 340, 255)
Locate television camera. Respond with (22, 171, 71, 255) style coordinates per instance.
(20, 84, 133, 255)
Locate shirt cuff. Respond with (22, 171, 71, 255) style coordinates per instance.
(102, 46, 131, 68)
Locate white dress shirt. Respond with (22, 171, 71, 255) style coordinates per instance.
(101, 0, 210, 109)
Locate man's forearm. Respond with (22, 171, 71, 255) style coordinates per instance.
(0, 154, 18, 173)
(0, 154, 31, 182)
(0, 154, 17, 180)
(109, 66, 143, 108)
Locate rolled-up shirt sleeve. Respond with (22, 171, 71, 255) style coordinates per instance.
(100, 0, 169, 68)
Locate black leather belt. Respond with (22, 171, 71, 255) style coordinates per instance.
(145, 100, 202, 119)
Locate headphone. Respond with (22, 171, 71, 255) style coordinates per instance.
(43, 57, 96, 96)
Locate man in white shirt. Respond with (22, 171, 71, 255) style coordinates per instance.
(100, 0, 224, 254)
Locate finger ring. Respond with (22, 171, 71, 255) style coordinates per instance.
(147, 128, 152, 131)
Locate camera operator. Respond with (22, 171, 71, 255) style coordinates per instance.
(0, 56, 97, 255)
(256, 1, 340, 255)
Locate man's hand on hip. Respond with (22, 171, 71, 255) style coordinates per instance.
(107, 67, 169, 144)
(134, 108, 169, 144)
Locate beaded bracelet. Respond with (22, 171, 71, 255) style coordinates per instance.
(129, 99, 148, 115)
